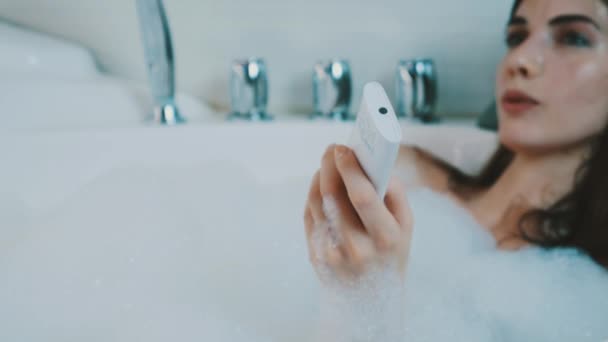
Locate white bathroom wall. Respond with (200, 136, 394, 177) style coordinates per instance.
(0, 0, 513, 118)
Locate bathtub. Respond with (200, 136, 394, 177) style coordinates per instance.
(0, 20, 215, 131)
(0, 121, 497, 341)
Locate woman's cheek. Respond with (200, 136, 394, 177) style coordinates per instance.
(550, 60, 608, 118)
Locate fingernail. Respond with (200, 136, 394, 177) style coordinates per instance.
(334, 145, 347, 160)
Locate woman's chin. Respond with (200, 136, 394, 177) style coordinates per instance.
(498, 130, 552, 155)
(499, 134, 572, 156)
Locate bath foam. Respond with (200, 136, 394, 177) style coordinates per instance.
(0, 162, 607, 341)
(311, 187, 608, 341)
(400, 188, 608, 341)
(0, 162, 318, 342)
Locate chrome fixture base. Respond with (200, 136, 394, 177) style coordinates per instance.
(227, 111, 274, 122)
(153, 104, 186, 125)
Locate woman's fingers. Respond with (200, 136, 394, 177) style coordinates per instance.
(384, 177, 413, 232)
(320, 144, 344, 234)
(384, 177, 414, 272)
(334, 144, 400, 250)
(303, 206, 318, 262)
(306, 150, 349, 268)
(306, 144, 412, 282)
(319, 145, 363, 259)
(319, 145, 342, 201)
(304, 203, 314, 241)
(307, 170, 326, 225)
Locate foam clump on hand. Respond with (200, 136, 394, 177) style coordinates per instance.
(314, 196, 407, 342)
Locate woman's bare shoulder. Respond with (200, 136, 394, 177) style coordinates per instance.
(394, 145, 452, 194)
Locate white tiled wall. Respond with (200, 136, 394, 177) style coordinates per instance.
(0, 0, 513, 117)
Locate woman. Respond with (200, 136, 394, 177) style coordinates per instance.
(304, 0, 608, 339)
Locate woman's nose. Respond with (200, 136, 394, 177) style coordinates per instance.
(505, 42, 544, 79)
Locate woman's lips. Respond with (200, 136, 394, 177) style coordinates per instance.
(501, 90, 540, 115)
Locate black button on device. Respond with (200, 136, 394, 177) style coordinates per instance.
(379, 107, 388, 115)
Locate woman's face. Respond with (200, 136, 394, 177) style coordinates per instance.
(496, 0, 608, 155)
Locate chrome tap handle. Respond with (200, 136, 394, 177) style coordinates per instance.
(229, 58, 273, 121)
(312, 59, 352, 120)
(396, 59, 439, 123)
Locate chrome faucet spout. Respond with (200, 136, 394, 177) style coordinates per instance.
(136, 0, 185, 125)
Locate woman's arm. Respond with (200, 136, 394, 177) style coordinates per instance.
(393, 145, 452, 194)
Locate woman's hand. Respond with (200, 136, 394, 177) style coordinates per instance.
(303, 144, 414, 287)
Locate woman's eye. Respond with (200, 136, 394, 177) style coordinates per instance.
(506, 31, 527, 48)
(557, 31, 592, 47)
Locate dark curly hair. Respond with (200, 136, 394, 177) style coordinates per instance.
(446, 0, 608, 268)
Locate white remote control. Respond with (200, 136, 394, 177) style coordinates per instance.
(347, 82, 402, 199)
